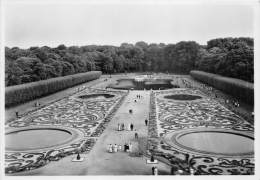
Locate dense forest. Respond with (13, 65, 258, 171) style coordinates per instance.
(5, 37, 253, 86)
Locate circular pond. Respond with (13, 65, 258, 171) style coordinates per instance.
(78, 93, 115, 100)
(165, 129, 254, 156)
(164, 94, 202, 101)
(6, 127, 82, 151)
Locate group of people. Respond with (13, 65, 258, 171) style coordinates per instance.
(117, 123, 125, 131)
(107, 142, 133, 153)
(170, 166, 195, 175)
(34, 101, 41, 107)
(107, 144, 120, 153)
(117, 123, 134, 131)
(226, 99, 240, 107)
(152, 166, 158, 175)
(136, 94, 142, 99)
(232, 100, 240, 107)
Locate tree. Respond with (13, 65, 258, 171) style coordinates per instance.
(5, 37, 254, 86)
(5, 61, 23, 86)
(114, 55, 125, 73)
(57, 44, 67, 50)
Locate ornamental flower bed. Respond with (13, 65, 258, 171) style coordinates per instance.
(5, 88, 127, 174)
(5, 139, 95, 174)
(153, 88, 254, 175)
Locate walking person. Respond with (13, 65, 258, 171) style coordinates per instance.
(135, 132, 138, 139)
(130, 123, 134, 131)
(15, 111, 19, 118)
(154, 167, 158, 175)
(127, 123, 131, 131)
(124, 143, 127, 152)
(118, 145, 122, 151)
(145, 119, 148, 126)
(128, 143, 132, 152)
(152, 167, 155, 175)
(112, 144, 115, 152)
(171, 166, 178, 175)
(108, 144, 113, 153)
(113, 144, 118, 152)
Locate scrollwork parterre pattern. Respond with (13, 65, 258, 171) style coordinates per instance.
(149, 89, 254, 175)
(5, 88, 127, 174)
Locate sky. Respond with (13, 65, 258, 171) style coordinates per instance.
(4, 0, 255, 48)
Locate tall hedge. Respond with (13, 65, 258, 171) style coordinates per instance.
(190, 70, 254, 105)
(5, 71, 102, 107)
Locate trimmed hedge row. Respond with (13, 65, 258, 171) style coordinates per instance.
(190, 70, 254, 105)
(5, 71, 102, 107)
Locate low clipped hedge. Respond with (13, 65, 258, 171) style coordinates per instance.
(190, 70, 254, 105)
(5, 71, 102, 107)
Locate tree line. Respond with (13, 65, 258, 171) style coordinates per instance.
(5, 37, 253, 86)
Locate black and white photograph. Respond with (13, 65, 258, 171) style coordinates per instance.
(1, 0, 259, 178)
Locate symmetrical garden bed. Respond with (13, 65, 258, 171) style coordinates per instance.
(147, 88, 254, 175)
(5, 88, 127, 174)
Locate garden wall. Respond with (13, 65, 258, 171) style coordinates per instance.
(5, 71, 102, 107)
(190, 70, 254, 105)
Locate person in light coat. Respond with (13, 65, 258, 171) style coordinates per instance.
(128, 143, 132, 152)
(154, 167, 158, 175)
(108, 144, 113, 153)
(113, 144, 118, 152)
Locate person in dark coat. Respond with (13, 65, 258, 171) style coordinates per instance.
(145, 119, 148, 126)
(15, 111, 19, 118)
(130, 123, 134, 131)
(135, 132, 138, 139)
(171, 166, 178, 175)
(152, 166, 155, 175)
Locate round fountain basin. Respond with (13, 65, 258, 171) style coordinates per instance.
(6, 127, 82, 151)
(165, 129, 254, 156)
